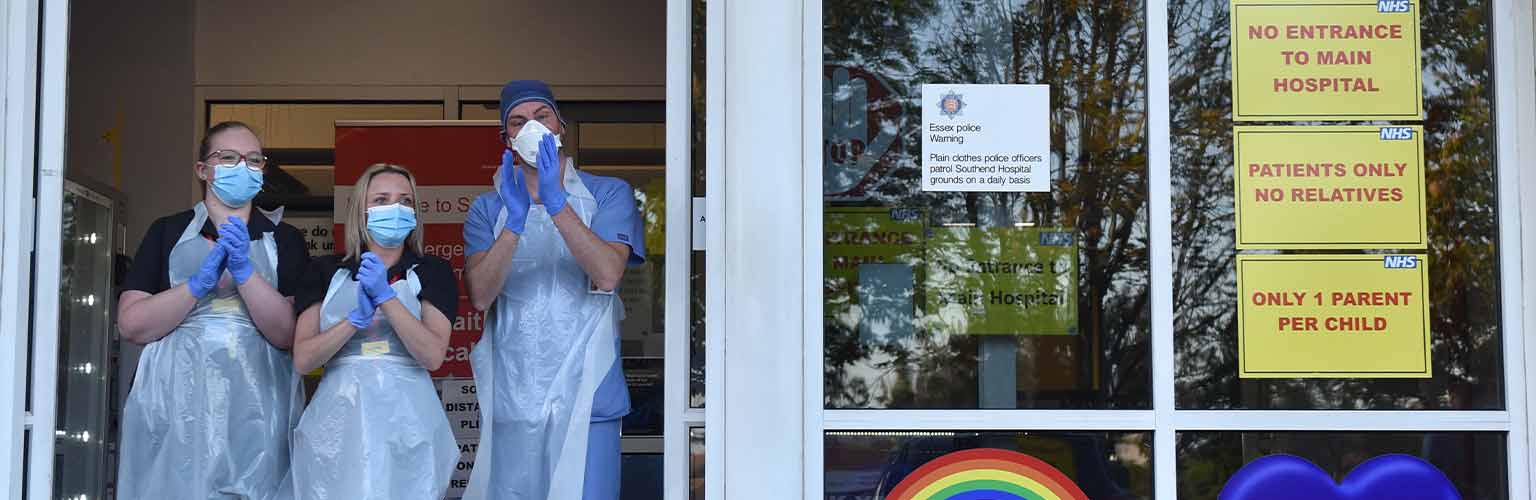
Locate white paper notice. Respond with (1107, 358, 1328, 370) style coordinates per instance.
(921, 84, 1051, 192)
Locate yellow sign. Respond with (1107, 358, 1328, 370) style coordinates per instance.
(824, 206, 925, 342)
(1234, 125, 1427, 249)
(1237, 254, 1431, 378)
(1230, 0, 1423, 121)
(925, 227, 1077, 336)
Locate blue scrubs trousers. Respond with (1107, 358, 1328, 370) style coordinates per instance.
(584, 419, 622, 500)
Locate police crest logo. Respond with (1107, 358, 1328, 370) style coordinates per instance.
(938, 91, 966, 118)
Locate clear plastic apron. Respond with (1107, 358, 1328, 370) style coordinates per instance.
(291, 266, 458, 500)
(463, 162, 622, 500)
(117, 202, 302, 500)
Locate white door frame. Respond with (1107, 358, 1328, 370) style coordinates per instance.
(1, 0, 68, 499)
(1, 0, 42, 498)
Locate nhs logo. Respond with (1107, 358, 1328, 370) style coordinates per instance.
(1039, 232, 1074, 247)
(1383, 255, 1418, 269)
(1379, 127, 1414, 140)
(890, 207, 922, 222)
(1378, 0, 1410, 12)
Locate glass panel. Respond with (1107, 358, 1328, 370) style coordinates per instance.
(822, 0, 1151, 409)
(54, 182, 117, 500)
(690, 0, 707, 408)
(1169, 0, 1502, 409)
(690, 428, 706, 500)
(281, 165, 335, 196)
(826, 431, 1152, 499)
(621, 453, 664, 499)
(1177, 432, 1506, 500)
(614, 162, 666, 437)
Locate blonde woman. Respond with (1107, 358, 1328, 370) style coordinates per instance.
(290, 164, 458, 499)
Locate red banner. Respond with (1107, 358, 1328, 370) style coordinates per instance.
(334, 122, 501, 378)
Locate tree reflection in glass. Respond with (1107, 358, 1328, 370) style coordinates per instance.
(1168, 0, 1502, 410)
(823, 0, 1151, 409)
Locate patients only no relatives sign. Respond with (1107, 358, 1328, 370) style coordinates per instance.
(921, 84, 1051, 192)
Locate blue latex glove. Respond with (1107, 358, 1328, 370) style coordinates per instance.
(347, 279, 375, 329)
(187, 243, 227, 299)
(218, 215, 254, 284)
(357, 252, 396, 308)
(498, 149, 532, 234)
(534, 134, 568, 215)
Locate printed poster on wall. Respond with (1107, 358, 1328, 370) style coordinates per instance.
(1230, 0, 1423, 121)
(1236, 254, 1431, 378)
(1233, 125, 1427, 250)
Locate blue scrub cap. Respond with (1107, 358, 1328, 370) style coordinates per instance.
(498, 80, 564, 132)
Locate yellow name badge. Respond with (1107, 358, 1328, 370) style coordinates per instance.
(1237, 254, 1431, 378)
(1230, 0, 1423, 121)
(1233, 126, 1427, 250)
(361, 341, 391, 357)
(209, 296, 242, 315)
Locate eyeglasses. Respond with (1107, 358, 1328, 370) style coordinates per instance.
(203, 150, 267, 169)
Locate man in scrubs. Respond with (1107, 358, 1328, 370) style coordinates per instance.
(461, 80, 644, 500)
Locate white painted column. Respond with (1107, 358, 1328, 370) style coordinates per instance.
(1497, 0, 1535, 498)
(713, 0, 808, 498)
(1506, 0, 1536, 496)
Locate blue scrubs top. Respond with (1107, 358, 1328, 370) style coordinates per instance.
(464, 171, 645, 422)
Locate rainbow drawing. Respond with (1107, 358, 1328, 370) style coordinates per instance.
(885, 448, 1090, 500)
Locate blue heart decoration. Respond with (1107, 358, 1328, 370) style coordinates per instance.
(1218, 454, 1461, 500)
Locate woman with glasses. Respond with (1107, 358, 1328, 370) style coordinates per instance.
(116, 121, 308, 500)
(290, 163, 458, 499)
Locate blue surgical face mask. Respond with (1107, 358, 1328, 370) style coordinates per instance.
(210, 161, 263, 208)
(366, 203, 416, 248)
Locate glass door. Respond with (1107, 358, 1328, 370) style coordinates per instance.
(818, 0, 1154, 497)
(810, 1, 1529, 499)
(53, 180, 119, 500)
(664, 0, 711, 498)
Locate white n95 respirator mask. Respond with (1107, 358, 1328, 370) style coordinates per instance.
(511, 119, 562, 165)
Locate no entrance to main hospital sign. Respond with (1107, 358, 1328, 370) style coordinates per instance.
(1230, 0, 1423, 121)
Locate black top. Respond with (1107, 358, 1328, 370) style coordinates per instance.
(293, 250, 459, 321)
(123, 208, 310, 297)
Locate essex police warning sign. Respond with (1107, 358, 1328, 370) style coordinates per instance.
(1237, 254, 1431, 378)
(920, 84, 1051, 192)
(1230, 0, 1423, 121)
(1234, 125, 1427, 249)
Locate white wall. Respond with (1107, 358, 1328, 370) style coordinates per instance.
(67, 0, 197, 249)
(194, 1, 666, 88)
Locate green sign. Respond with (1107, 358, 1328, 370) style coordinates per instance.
(824, 206, 925, 342)
(924, 226, 1078, 335)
